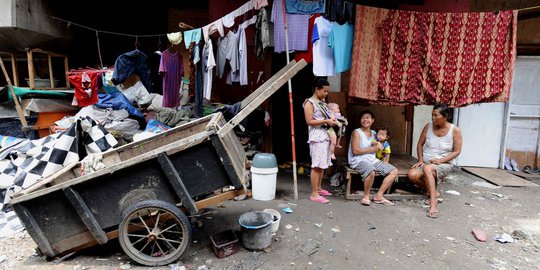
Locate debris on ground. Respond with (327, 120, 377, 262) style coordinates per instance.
(494, 233, 515, 243)
(282, 207, 293, 214)
(471, 228, 487, 242)
(445, 190, 461, 196)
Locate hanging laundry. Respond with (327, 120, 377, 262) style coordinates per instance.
(193, 44, 204, 117)
(285, 0, 326, 15)
(324, 0, 355, 25)
(111, 49, 153, 93)
(271, 0, 309, 53)
(295, 14, 320, 63)
(146, 51, 163, 94)
(159, 49, 184, 108)
(348, 6, 389, 103)
(202, 19, 224, 42)
(329, 21, 354, 74)
(254, 0, 269, 10)
(167, 32, 183, 45)
(69, 72, 99, 107)
(183, 28, 202, 49)
(255, 7, 271, 61)
(378, 9, 518, 106)
(226, 30, 241, 85)
(238, 27, 248, 86)
(202, 41, 216, 100)
(312, 16, 334, 76)
(216, 36, 228, 79)
(223, 0, 255, 28)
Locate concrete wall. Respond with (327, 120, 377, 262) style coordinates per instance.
(411, 106, 432, 159)
(0, 0, 14, 27)
(0, 0, 71, 51)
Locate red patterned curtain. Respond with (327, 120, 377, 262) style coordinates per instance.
(378, 10, 518, 107)
(348, 6, 388, 103)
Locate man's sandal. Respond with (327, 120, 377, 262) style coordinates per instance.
(427, 209, 439, 218)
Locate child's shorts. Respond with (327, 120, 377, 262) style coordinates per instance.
(327, 128, 336, 136)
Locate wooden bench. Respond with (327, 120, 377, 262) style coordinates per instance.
(333, 155, 418, 200)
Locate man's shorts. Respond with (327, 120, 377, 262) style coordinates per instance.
(416, 163, 456, 181)
(353, 160, 396, 179)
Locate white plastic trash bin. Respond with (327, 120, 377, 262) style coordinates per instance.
(251, 153, 278, 201)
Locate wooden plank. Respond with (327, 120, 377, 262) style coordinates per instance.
(11, 204, 55, 257)
(0, 56, 28, 128)
(10, 53, 18, 86)
(507, 171, 540, 179)
(156, 153, 198, 215)
(463, 167, 540, 187)
(194, 189, 245, 209)
(27, 50, 35, 89)
(64, 56, 70, 88)
(62, 187, 108, 244)
(218, 59, 307, 137)
(11, 131, 213, 204)
(222, 129, 245, 182)
(210, 135, 243, 189)
(48, 55, 54, 88)
(13, 161, 79, 198)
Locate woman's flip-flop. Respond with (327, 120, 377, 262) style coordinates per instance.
(427, 209, 439, 218)
(423, 198, 444, 205)
(360, 199, 371, 206)
(318, 189, 332, 196)
(373, 198, 395, 206)
(310, 196, 330, 204)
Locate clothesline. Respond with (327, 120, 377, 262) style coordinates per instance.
(48, 15, 169, 38)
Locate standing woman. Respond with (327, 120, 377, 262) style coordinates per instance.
(303, 79, 336, 204)
(407, 103, 463, 218)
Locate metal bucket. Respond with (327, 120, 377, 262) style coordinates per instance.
(238, 211, 272, 251)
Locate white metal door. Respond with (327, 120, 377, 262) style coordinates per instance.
(455, 103, 505, 167)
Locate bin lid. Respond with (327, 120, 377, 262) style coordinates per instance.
(252, 153, 277, 168)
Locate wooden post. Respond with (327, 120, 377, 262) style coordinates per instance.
(64, 56, 70, 88)
(48, 54, 54, 88)
(27, 50, 35, 89)
(0, 56, 28, 128)
(10, 53, 18, 86)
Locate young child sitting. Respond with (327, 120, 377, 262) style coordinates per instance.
(373, 127, 391, 163)
(327, 103, 348, 160)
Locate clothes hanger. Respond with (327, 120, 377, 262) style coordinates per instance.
(135, 36, 140, 50)
(155, 36, 163, 55)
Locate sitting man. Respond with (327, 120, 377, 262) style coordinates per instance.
(407, 103, 463, 218)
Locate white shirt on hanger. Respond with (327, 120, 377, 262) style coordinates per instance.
(312, 17, 335, 77)
(203, 41, 216, 100)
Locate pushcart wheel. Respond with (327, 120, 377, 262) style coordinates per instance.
(118, 200, 192, 266)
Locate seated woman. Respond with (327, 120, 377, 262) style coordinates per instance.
(348, 110, 398, 206)
(407, 103, 463, 218)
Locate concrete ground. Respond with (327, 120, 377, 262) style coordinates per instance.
(1, 169, 540, 270)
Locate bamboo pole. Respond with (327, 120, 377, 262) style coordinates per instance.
(0, 56, 28, 128)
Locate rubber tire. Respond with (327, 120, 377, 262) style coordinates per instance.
(118, 200, 192, 266)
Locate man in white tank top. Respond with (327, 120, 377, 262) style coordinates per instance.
(407, 104, 463, 218)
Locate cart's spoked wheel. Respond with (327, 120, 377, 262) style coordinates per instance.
(119, 200, 192, 266)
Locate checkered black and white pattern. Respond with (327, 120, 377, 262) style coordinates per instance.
(0, 117, 117, 212)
